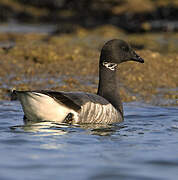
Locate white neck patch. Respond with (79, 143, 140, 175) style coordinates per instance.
(102, 62, 117, 71)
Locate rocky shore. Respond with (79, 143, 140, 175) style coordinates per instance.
(0, 25, 177, 105)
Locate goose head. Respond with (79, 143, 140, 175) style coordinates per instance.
(100, 39, 144, 70)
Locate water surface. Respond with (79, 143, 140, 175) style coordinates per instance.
(0, 101, 178, 180)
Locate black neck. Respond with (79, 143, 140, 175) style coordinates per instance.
(97, 63, 123, 116)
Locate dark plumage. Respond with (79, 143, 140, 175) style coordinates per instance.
(13, 39, 144, 124)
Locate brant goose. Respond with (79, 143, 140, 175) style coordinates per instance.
(14, 39, 144, 124)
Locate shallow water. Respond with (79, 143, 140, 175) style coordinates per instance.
(0, 23, 56, 33)
(0, 101, 178, 180)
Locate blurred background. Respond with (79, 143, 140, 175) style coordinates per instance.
(1, 0, 178, 32)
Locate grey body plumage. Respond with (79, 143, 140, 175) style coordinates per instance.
(14, 39, 144, 124)
(62, 92, 123, 124)
(15, 91, 122, 124)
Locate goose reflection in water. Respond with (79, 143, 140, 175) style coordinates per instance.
(10, 121, 124, 137)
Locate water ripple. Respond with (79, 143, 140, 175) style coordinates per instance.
(0, 100, 178, 180)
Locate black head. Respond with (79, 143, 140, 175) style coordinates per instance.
(100, 39, 144, 69)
